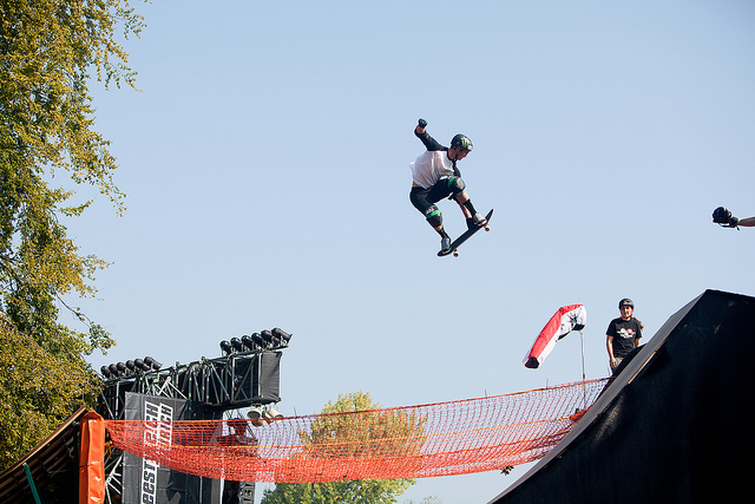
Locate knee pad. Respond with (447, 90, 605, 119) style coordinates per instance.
(447, 176, 466, 196)
(424, 206, 443, 228)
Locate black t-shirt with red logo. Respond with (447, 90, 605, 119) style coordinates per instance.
(606, 317, 643, 358)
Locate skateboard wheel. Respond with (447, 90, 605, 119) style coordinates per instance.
(453, 250, 459, 257)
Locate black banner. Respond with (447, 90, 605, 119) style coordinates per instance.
(122, 393, 211, 504)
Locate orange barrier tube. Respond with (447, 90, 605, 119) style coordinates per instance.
(79, 410, 105, 504)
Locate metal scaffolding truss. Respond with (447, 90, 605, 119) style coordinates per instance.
(98, 349, 282, 503)
(98, 349, 282, 420)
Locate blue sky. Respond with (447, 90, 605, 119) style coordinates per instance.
(67, 1, 755, 502)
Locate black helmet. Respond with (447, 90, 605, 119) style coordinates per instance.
(618, 298, 634, 309)
(450, 134, 473, 151)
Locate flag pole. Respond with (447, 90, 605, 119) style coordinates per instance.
(579, 330, 587, 409)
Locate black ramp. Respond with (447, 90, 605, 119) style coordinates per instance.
(489, 289, 755, 504)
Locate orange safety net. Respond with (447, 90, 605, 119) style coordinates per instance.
(105, 378, 608, 483)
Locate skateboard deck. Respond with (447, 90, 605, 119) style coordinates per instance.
(438, 209, 494, 257)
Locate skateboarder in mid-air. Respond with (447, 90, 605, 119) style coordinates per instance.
(409, 118, 487, 253)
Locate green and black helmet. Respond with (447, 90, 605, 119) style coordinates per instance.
(450, 134, 473, 151)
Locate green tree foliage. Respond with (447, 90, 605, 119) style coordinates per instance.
(261, 391, 422, 504)
(0, 0, 143, 469)
(0, 316, 100, 467)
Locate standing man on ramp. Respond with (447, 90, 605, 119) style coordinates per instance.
(606, 298, 643, 373)
(409, 118, 487, 253)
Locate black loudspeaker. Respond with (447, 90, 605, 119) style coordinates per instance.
(205, 351, 281, 409)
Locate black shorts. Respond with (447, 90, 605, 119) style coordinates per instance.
(409, 179, 455, 215)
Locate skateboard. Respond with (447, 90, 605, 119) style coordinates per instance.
(438, 209, 494, 257)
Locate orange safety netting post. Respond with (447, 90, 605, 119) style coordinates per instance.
(105, 378, 608, 483)
(79, 410, 105, 504)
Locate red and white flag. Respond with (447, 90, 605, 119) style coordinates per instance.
(524, 304, 587, 369)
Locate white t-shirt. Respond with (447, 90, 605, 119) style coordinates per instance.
(409, 150, 454, 189)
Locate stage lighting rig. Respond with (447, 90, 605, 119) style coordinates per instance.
(247, 405, 263, 426)
(260, 330, 274, 347)
(247, 404, 283, 426)
(134, 358, 151, 372)
(100, 362, 130, 379)
(220, 340, 233, 355)
(264, 406, 283, 421)
(144, 356, 162, 370)
(251, 333, 266, 348)
(100, 356, 163, 381)
(272, 328, 292, 346)
(241, 334, 258, 351)
(231, 337, 244, 352)
(219, 328, 292, 354)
